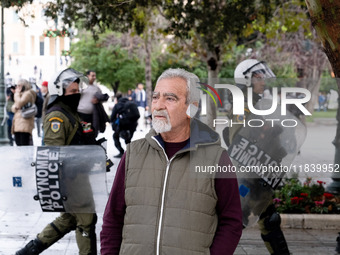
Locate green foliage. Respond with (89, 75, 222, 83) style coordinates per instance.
(271, 63, 297, 79)
(43, 28, 69, 38)
(320, 71, 338, 92)
(274, 178, 339, 214)
(306, 110, 337, 122)
(70, 33, 144, 93)
(161, 0, 271, 72)
(41, 0, 323, 89)
(151, 51, 207, 88)
(250, 0, 310, 39)
(219, 44, 246, 79)
(164, 0, 278, 51)
(1, 0, 33, 8)
(43, 0, 159, 37)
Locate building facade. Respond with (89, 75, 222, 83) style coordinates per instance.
(1, 0, 73, 85)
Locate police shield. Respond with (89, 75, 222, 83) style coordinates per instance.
(227, 99, 306, 227)
(0, 145, 108, 213)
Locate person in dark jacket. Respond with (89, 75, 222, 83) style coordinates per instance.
(6, 83, 15, 145)
(135, 83, 147, 131)
(93, 91, 110, 137)
(110, 93, 139, 158)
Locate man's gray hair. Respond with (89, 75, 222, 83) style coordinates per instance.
(156, 68, 200, 104)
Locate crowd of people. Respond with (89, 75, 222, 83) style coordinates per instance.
(5, 71, 150, 153)
(9, 62, 303, 255)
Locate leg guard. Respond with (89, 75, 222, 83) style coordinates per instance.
(261, 228, 290, 255)
(259, 206, 290, 255)
(36, 213, 76, 248)
(15, 238, 47, 255)
(75, 214, 97, 255)
(264, 212, 281, 231)
(336, 232, 340, 253)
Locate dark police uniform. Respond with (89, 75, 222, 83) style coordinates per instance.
(227, 94, 289, 255)
(227, 93, 260, 145)
(36, 100, 97, 255)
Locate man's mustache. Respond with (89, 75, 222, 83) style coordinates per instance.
(152, 110, 169, 118)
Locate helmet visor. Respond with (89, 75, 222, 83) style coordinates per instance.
(55, 68, 88, 92)
(245, 61, 276, 79)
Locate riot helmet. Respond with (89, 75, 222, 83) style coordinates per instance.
(234, 59, 275, 88)
(48, 68, 87, 106)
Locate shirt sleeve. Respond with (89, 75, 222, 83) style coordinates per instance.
(210, 151, 243, 255)
(100, 153, 127, 255)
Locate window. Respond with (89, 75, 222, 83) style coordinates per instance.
(13, 42, 19, 53)
(12, 11, 19, 23)
(40, 41, 44, 56)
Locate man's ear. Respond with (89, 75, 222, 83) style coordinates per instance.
(186, 102, 199, 118)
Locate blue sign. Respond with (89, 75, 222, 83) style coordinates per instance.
(239, 184, 249, 197)
(13, 177, 22, 187)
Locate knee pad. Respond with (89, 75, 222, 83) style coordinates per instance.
(264, 212, 281, 231)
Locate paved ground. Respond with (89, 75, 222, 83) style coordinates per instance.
(1, 120, 340, 254)
(2, 211, 339, 255)
(236, 227, 340, 255)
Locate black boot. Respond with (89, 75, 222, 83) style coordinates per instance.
(261, 228, 290, 255)
(260, 208, 290, 255)
(16, 238, 46, 255)
(336, 232, 340, 253)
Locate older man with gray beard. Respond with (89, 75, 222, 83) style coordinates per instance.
(152, 109, 171, 133)
(100, 68, 242, 255)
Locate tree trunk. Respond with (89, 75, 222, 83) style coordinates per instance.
(144, 29, 152, 110)
(143, 7, 153, 111)
(304, 48, 324, 113)
(205, 50, 221, 128)
(206, 69, 218, 128)
(111, 81, 119, 94)
(305, 0, 340, 194)
(305, 0, 340, 80)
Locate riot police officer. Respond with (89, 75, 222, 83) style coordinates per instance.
(16, 68, 97, 255)
(225, 59, 290, 255)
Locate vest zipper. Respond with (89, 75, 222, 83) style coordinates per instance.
(152, 137, 174, 255)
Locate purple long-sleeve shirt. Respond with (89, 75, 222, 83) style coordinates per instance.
(100, 141, 243, 254)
